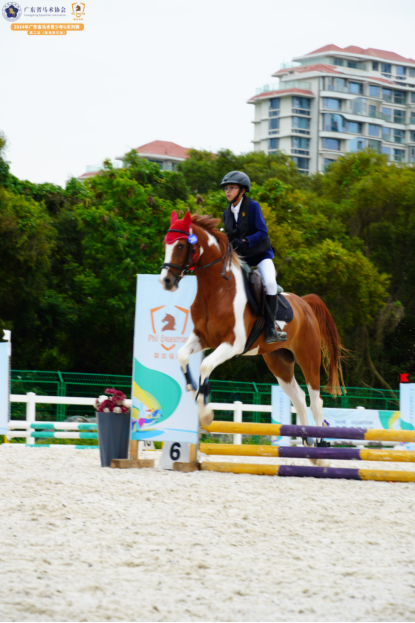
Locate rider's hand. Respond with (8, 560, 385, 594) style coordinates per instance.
(236, 239, 249, 255)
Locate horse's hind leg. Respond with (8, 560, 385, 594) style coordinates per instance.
(262, 350, 311, 437)
(263, 350, 325, 466)
(294, 342, 330, 466)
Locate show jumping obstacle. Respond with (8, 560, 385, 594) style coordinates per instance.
(7, 421, 98, 448)
(203, 421, 415, 443)
(195, 421, 415, 482)
(200, 443, 415, 462)
(200, 462, 415, 482)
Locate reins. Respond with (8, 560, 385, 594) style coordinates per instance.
(161, 228, 234, 286)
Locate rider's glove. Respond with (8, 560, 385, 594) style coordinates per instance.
(233, 238, 249, 255)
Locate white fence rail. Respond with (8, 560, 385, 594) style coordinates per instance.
(5, 394, 400, 448)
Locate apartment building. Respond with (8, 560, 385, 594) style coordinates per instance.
(248, 45, 415, 174)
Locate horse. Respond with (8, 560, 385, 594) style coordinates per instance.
(160, 210, 344, 456)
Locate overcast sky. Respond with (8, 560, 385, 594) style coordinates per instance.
(1, 0, 415, 187)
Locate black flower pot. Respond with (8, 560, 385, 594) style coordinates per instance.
(97, 411, 131, 467)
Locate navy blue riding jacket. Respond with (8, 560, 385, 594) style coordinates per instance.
(223, 199, 274, 267)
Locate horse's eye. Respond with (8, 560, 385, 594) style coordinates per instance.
(178, 244, 184, 250)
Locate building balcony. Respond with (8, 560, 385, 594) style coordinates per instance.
(292, 128, 310, 135)
(292, 108, 311, 116)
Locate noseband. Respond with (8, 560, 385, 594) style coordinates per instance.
(161, 228, 233, 287)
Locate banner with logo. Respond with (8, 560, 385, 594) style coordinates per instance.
(302, 407, 400, 442)
(400, 383, 415, 431)
(271, 385, 291, 446)
(131, 274, 200, 444)
(0, 342, 9, 435)
(271, 382, 402, 444)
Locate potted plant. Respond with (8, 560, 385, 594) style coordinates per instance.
(95, 388, 130, 467)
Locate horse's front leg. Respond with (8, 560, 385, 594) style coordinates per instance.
(197, 342, 243, 427)
(177, 331, 205, 401)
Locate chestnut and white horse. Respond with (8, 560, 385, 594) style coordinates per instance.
(160, 211, 344, 441)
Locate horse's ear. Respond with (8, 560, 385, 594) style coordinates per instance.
(183, 211, 192, 232)
(170, 210, 178, 226)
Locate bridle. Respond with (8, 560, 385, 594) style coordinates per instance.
(161, 228, 234, 288)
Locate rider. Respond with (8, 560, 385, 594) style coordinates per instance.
(220, 171, 287, 344)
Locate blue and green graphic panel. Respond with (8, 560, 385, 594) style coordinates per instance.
(131, 275, 200, 443)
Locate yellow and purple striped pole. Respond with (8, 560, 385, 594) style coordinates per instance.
(200, 443, 415, 462)
(203, 422, 415, 443)
(201, 462, 415, 482)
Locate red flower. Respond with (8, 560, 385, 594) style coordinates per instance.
(97, 388, 129, 413)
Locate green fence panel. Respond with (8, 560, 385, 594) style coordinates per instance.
(11, 371, 400, 423)
(11, 371, 63, 421)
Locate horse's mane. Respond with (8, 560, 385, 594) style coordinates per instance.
(191, 214, 240, 266)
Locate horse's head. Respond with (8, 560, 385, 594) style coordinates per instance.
(160, 211, 199, 291)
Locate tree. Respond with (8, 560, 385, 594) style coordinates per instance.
(0, 187, 55, 368)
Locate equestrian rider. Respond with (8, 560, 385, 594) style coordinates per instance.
(221, 171, 287, 344)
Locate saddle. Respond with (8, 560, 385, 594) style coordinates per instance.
(240, 263, 293, 354)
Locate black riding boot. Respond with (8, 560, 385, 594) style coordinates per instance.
(265, 294, 288, 344)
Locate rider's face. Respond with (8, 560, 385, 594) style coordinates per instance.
(224, 185, 244, 204)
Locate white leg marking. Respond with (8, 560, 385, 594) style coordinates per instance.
(177, 332, 205, 399)
(308, 384, 324, 428)
(277, 377, 325, 465)
(308, 384, 329, 467)
(198, 343, 240, 426)
(277, 376, 308, 426)
(197, 264, 247, 426)
(159, 241, 179, 288)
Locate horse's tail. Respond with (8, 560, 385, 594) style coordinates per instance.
(302, 294, 345, 397)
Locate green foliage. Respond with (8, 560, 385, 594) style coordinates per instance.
(0, 145, 414, 388)
(178, 148, 309, 193)
(281, 240, 389, 330)
(0, 187, 55, 367)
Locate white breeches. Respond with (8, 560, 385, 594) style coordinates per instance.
(256, 258, 277, 295)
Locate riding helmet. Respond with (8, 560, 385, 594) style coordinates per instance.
(219, 171, 251, 192)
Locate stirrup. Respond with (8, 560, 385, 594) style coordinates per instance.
(266, 328, 287, 343)
(265, 324, 278, 344)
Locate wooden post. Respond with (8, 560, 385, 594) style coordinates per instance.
(130, 439, 138, 459)
(173, 443, 200, 472)
(111, 458, 155, 469)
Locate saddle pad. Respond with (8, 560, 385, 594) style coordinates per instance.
(276, 294, 293, 323)
(241, 268, 260, 317)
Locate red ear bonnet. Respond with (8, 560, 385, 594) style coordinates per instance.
(165, 211, 193, 244)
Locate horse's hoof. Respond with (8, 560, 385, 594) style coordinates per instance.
(199, 412, 214, 428)
(316, 459, 330, 467)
